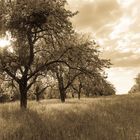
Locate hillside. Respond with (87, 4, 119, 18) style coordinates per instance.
(0, 94, 140, 140)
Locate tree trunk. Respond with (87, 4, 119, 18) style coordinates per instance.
(86, 92, 90, 97)
(78, 92, 80, 100)
(77, 83, 82, 100)
(36, 94, 40, 102)
(19, 82, 27, 109)
(72, 92, 75, 98)
(60, 88, 66, 103)
(57, 74, 66, 103)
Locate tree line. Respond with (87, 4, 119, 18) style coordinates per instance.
(0, 0, 115, 108)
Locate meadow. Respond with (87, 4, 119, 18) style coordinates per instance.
(0, 94, 140, 140)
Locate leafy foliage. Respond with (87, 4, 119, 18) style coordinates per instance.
(0, 0, 115, 107)
(0, 0, 75, 108)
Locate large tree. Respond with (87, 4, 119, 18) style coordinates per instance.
(0, 0, 75, 108)
(51, 36, 111, 102)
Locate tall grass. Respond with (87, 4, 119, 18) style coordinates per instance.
(0, 94, 140, 140)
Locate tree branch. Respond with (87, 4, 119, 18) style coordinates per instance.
(3, 68, 20, 83)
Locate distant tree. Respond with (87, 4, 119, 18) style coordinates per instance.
(0, 0, 75, 108)
(71, 79, 82, 99)
(129, 73, 140, 94)
(74, 73, 116, 97)
(99, 78, 116, 96)
(31, 74, 54, 102)
(0, 74, 19, 102)
(135, 74, 140, 91)
(33, 82, 48, 102)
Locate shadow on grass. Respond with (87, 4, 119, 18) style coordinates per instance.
(0, 104, 96, 140)
(0, 108, 50, 140)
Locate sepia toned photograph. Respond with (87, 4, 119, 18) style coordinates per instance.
(0, 0, 140, 140)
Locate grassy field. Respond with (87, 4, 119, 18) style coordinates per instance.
(0, 94, 140, 140)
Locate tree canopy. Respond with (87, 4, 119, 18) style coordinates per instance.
(0, 0, 116, 108)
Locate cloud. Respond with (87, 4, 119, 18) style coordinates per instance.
(69, 0, 122, 31)
(102, 49, 140, 67)
(68, 0, 140, 68)
(67, 0, 140, 93)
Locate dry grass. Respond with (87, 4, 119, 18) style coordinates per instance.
(0, 94, 140, 140)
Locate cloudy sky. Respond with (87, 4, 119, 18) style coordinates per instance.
(67, 0, 140, 94)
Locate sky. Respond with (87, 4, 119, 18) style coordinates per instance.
(67, 0, 140, 94)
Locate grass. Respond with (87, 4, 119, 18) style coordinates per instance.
(0, 94, 140, 140)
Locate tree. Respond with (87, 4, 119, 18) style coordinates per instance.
(0, 74, 19, 102)
(33, 82, 48, 102)
(51, 36, 111, 102)
(97, 77, 116, 96)
(30, 74, 54, 101)
(72, 71, 116, 97)
(0, 0, 75, 108)
(129, 73, 140, 94)
(55, 65, 82, 102)
(71, 79, 82, 99)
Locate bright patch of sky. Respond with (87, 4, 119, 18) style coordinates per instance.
(67, 0, 140, 94)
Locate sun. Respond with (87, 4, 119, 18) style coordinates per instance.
(0, 38, 11, 48)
